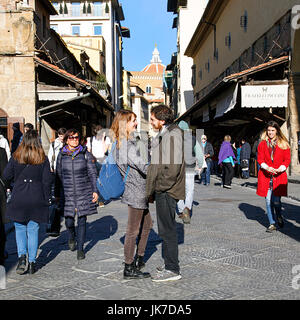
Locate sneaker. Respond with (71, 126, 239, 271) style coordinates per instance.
(151, 269, 182, 282)
(156, 265, 165, 272)
(266, 224, 277, 233)
(223, 185, 232, 189)
(277, 216, 284, 228)
(182, 207, 191, 224)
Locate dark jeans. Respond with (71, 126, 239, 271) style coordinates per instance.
(95, 161, 105, 203)
(222, 163, 234, 186)
(200, 160, 212, 185)
(65, 216, 87, 251)
(155, 192, 179, 274)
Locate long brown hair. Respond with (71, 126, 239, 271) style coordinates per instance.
(261, 121, 290, 150)
(110, 109, 137, 148)
(13, 130, 46, 165)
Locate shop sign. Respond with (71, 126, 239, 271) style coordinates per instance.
(241, 85, 288, 108)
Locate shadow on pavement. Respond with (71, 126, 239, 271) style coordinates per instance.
(36, 215, 118, 270)
(239, 202, 300, 241)
(119, 222, 184, 263)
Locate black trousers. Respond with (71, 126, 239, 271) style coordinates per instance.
(65, 216, 87, 251)
(222, 163, 234, 186)
(155, 192, 179, 274)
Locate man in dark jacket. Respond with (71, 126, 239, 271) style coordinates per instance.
(146, 105, 185, 282)
(11, 122, 22, 154)
(200, 135, 214, 185)
(240, 138, 251, 179)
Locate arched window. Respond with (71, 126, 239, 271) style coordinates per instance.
(146, 85, 152, 94)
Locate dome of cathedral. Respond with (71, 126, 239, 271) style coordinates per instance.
(141, 45, 165, 74)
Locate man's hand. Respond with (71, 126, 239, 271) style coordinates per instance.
(92, 192, 99, 203)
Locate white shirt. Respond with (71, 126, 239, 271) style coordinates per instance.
(0, 135, 11, 160)
(87, 135, 111, 160)
(47, 138, 63, 171)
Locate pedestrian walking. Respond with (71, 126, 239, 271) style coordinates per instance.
(87, 124, 111, 208)
(256, 121, 291, 233)
(0, 147, 8, 265)
(55, 129, 98, 260)
(218, 135, 236, 189)
(240, 138, 251, 179)
(234, 141, 242, 178)
(200, 135, 214, 186)
(110, 110, 152, 280)
(10, 122, 23, 154)
(0, 129, 11, 160)
(146, 104, 185, 282)
(18, 123, 34, 146)
(3, 130, 52, 274)
(177, 121, 203, 224)
(46, 127, 66, 237)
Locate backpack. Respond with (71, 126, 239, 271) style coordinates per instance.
(96, 141, 129, 201)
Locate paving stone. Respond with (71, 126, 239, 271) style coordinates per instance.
(1, 177, 300, 300)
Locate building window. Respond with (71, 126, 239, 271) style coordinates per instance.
(50, 24, 58, 32)
(240, 10, 248, 32)
(225, 32, 231, 49)
(205, 60, 210, 73)
(146, 85, 152, 94)
(191, 65, 196, 86)
(198, 69, 202, 80)
(94, 1, 104, 16)
(71, 2, 81, 17)
(72, 25, 80, 35)
(94, 25, 102, 35)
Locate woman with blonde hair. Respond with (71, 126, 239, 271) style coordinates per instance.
(110, 109, 152, 279)
(257, 121, 291, 232)
(3, 130, 52, 274)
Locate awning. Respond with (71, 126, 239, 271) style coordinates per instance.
(214, 83, 238, 118)
(241, 84, 288, 108)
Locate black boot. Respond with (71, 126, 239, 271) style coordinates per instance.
(123, 262, 150, 280)
(16, 254, 27, 275)
(134, 255, 145, 271)
(77, 250, 85, 260)
(27, 262, 36, 275)
(68, 239, 76, 251)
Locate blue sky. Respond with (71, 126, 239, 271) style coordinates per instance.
(120, 0, 177, 71)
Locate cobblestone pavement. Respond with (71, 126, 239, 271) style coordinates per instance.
(1, 177, 300, 300)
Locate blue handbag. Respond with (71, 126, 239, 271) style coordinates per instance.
(96, 141, 129, 201)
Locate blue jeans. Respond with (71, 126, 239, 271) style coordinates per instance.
(14, 221, 39, 263)
(265, 189, 282, 226)
(201, 160, 212, 185)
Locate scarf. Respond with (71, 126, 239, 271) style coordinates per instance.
(266, 139, 277, 162)
(63, 144, 83, 159)
(218, 141, 236, 165)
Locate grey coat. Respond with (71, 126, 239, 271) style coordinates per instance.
(113, 137, 149, 210)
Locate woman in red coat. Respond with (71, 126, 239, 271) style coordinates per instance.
(256, 121, 291, 233)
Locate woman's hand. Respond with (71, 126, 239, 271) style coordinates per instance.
(92, 192, 99, 203)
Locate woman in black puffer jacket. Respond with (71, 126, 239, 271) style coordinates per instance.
(56, 129, 98, 260)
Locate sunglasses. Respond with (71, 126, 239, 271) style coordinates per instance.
(68, 136, 79, 140)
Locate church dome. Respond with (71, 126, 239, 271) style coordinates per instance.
(142, 45, 165, 74)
